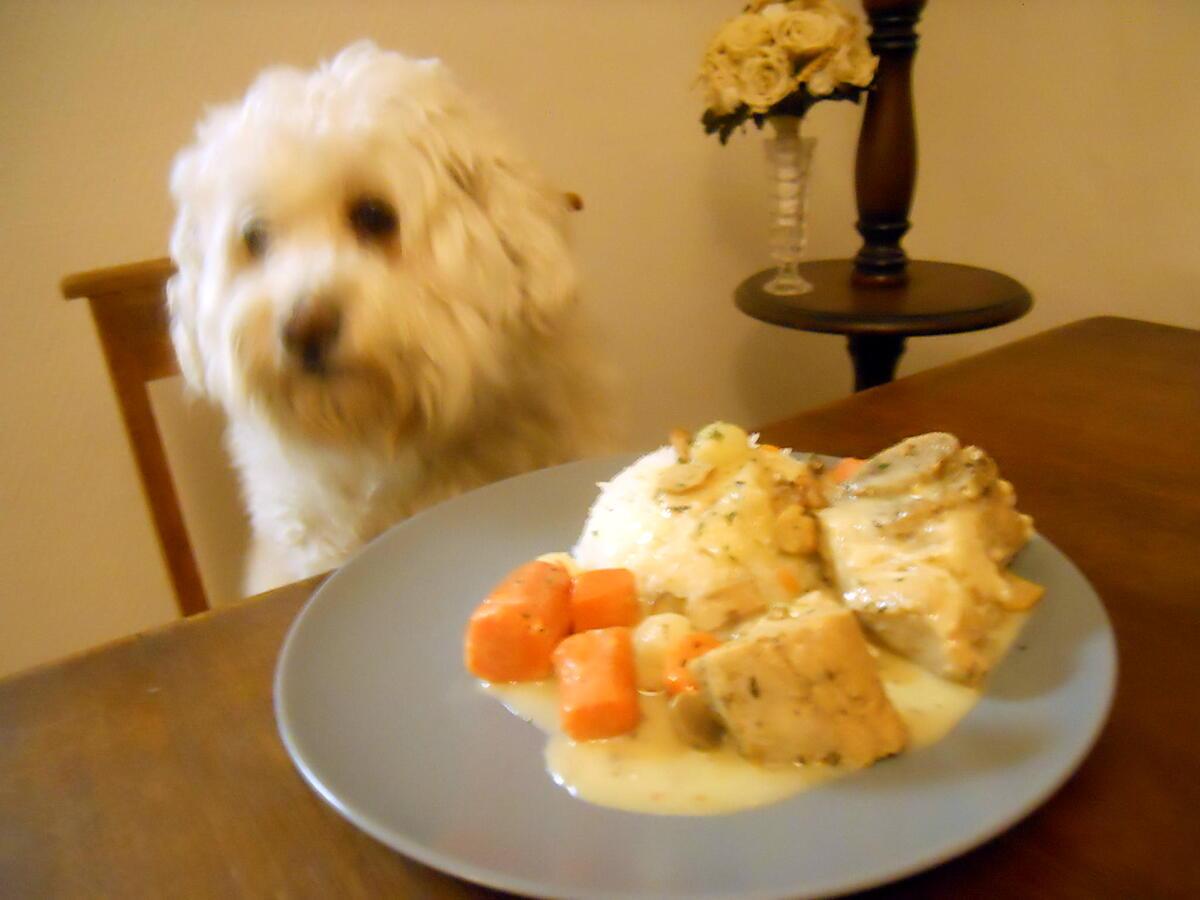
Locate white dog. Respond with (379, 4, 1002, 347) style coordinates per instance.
(167, 42, 611, 595)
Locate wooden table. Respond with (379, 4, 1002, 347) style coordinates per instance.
(3, 317, 1198, 897)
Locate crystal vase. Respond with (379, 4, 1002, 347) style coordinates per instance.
(763, 116, 817, 296)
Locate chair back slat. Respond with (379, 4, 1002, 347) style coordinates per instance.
(88, 286, 181, 382)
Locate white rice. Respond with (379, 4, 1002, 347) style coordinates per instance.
(572, 442, 823, 617)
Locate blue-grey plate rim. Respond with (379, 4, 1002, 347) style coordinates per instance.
(275, 453, 1117, 900)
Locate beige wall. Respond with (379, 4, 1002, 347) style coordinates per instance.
(2, 1, 1197, 677)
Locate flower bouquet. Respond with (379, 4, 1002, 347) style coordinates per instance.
(698, 0, 877, 294)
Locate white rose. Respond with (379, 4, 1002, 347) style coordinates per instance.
(805, 64, 836, 97)
(831, 38, 877, 87)
(758, 3, 791, 24)
(716, 13, 774, 58)
(701, 53, 743, 114)
(771, 9, 839, 54)
(738, 47, 797, 112)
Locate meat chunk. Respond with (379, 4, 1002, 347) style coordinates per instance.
(691, 598, 907, 767)
(685, 577, 766, 633)
(819, 434, 1037, 682)
(838, 432, 960, 498)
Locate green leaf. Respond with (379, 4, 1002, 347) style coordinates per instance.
(700, 83, 870, 144)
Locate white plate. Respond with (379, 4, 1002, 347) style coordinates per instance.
(275, 455, 1117, 899)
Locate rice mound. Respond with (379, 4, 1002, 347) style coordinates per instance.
(572, 425, 824, 625)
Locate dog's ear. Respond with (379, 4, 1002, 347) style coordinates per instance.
(345, 47, 579, 332)
(472, 151, 580, 334)
(166, 150, 208, 394)
(399, 57, 579, 333)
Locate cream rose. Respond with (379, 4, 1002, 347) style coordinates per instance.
(766, 8, 839, 55)
(701, 53, 743, 115)
(716, 13, 774, 58)
(738, 47, 796, 112)
(804, 64, 836, 97)
(756, 0, 791, 19)
(831, 39, 878, 87)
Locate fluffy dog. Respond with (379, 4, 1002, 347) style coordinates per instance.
(167, 42, 610, 595)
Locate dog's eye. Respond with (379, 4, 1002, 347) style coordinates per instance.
(348, 197, 398, 242)
(242, 219, 269, 259)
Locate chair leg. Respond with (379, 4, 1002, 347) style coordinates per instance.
(89, 297, 210, 616)
(847, 334, 906, 392)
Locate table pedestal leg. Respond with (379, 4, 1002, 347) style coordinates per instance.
(847, 334, 906, 391)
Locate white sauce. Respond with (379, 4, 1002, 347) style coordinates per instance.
(482, 612, 1026, 816)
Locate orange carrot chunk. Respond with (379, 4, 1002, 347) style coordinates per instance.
(552, 627, 640, 740)
(662, 632, 722, 696)
(570, 568, 640, 632)
(464, 560, 572, 682)
(830, 457, 867, 484)
(776, 566, 802, 596)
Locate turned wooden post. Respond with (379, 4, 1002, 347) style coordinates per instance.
(853, 0, 926, 286)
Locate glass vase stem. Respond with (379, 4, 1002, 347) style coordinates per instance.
(764, 116, 816, 296)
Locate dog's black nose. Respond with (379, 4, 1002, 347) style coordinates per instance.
(282, 298, 342, 373)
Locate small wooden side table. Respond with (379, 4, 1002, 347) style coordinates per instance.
(736, 260, 1032, 390)
(736, 0, 1033, 391)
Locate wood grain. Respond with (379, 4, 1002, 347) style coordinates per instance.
(2, 317, 1197, 897)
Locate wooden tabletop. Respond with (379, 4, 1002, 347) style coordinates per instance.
(3, 316, 1198, 898)
(735, 259, 1034, 391)
(734, 260, 1032, 338)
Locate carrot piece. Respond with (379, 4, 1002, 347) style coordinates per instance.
(830, 457, 866, 484)
(662, 632, 722, 696)
(552, 627, 640, 740)
(758, 443, 781, 454)
(571, 568, 640, 632)
(776, 566, 802, 596)
(464, 560, 572, 682)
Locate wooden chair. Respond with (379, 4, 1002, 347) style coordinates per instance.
(61, 258, 209, 617)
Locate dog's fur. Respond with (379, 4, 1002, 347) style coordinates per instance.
(167, 42, 610, 595)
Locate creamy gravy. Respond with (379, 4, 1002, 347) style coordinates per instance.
(482, 611, 1026, 816)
